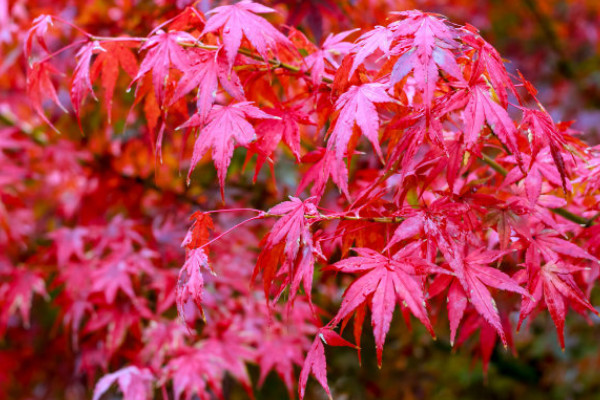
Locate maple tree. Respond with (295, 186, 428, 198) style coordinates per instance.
(2, 0, 600, 399)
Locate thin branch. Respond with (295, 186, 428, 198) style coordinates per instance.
(480, 153, 508, 176)
(550, 207, 589, 226)
(89, 35, 329, 83)
(586, 211, 600, 227)
(198, 215, 263, 250)
(263, 212, 404, 224)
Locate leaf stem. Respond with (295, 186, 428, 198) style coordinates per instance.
(199, 215, 263, 250)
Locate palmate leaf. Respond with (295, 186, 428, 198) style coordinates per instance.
(304, 28, 358, 86)
(389, 10, 463, 115)
(245, 105, 312, 180)
(253, 196, 318, 303)
(328, 83, 395, 161)
(183, 212, 214, 251)
(0, 268, 48, 334)
(132, 30, 195, 105)
(462, 30, 518, 108)
(463, 84, 522, 157)
(444, 247, 529, 346)
(24, 14, 53, 59)
(176, 248, 210, 326)
(179, 101, 276, 197)
(70, 42, 103, 124)
(90, 41, 138, 122)
(520, 108, 569, 192)
(299, 329, 355, 400)
(297, 148, 350, 199)
(266, 196, 318, 265)
(201, 0, 293, 68)
(514, 223, 599, 348)
(257, 328, 305, 399)
(170, 48, 244, 125)
(502, 151, 569, 205)
(330, 246, 442, 366)
(516, 261, 599, 349)
(92, 366, 154, 400)
(349, 25, 394, 77)
(26, 61, 67, 131)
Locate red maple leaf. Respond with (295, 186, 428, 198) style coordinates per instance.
(517, 260, 599, 349)
(502, 150, 569, 205)
(389, 11, 463, 114)
(330, 245, 442, 365)
(443, 247, 529, 346)
(266, 196, 318, 263)
(245, 105, 311, 180)
(0, 268, 48, 334)
(520, 109, 569, 192)
(297, 148, 350, 199)
(176, 248, 210, 325)
(183, 211, 214, 251)
(71, 42, 104, 124)
(328, 83, 395, 162)
(170, 48, 244, 125)
(299, 328, 355, 400)
(90, 249, 156, 304)
(349, 25, 394, 77)
(516, 223, 597, 264)
(257, 327, 306, 398)
(464, 84, 522, 158)
(26, 61, 67, 131)
(254, 196, 318, 302)
(90, 41, 138, 122)
(24, 14, 53, 58)
(454, 311, 514, 375)
(180, 101, 276, 196)
(462, 32, 518, 108)
(132, 30, 195, 105)
(92, 366, 154, 400)
(201, 0, 293, 67)
(304, 28, 358, 86)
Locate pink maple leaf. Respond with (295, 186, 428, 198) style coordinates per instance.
(71, 42, 104, 124)
(305, 28, 358, 86)
(328, 83, 395, 161)
(92, 366, 154, 400)
(176, 248, 210, 325)
(180, 101, 276, 197)
(202, 0, 293, 68)
(132, 30, 195, 105)
(170, 48, 244, 125)
(299, 328, 355, 400)
(297, 148, 350, 199)
(330, 246, 441, 365)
